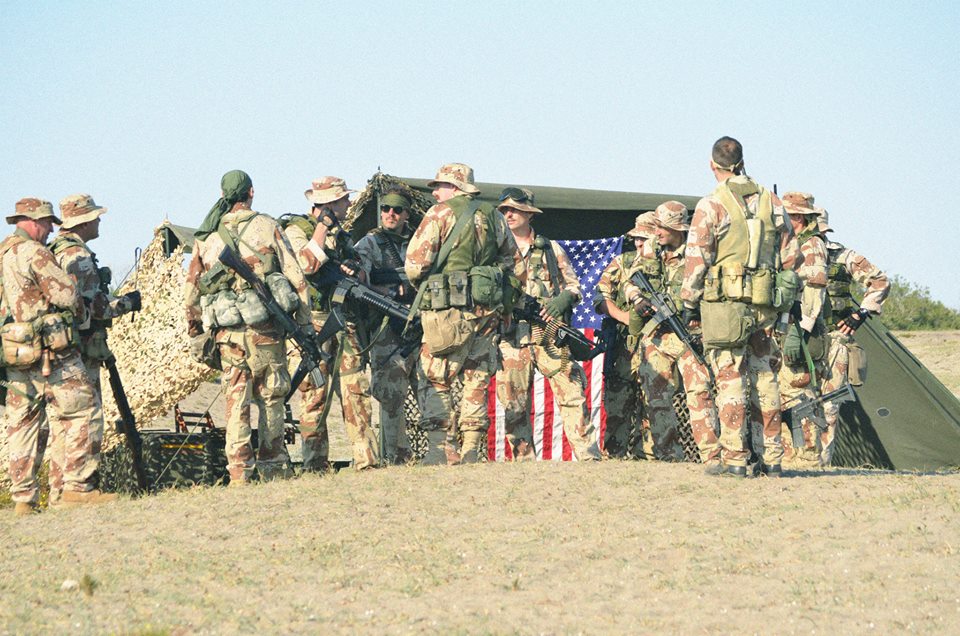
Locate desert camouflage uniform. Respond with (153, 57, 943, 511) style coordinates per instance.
(819, 241, 889, 464)
(2, 207, 103, 504)
(185, 207, 310, 482)
(624, 240, 720, 463)
(777, 226, 829, 469)
(681, 177, 801, 469)
(283, 214, 378, 470)
(354, 227, 415, 464)
(496, 231, 599, 461)
(405, 190, 524, 463)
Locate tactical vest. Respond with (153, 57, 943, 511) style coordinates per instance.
(278, 212, 356, 311)
(705, 176, 780, 306)
(49, 234, 112, 331)
(826, 243, 853, 319)
(613, 251, 639, 312)
(527, 235, 563, 299)
(441, 195, 498, 274)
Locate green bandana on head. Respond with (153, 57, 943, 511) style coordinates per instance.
(380, 192, 411, 210)
(195, 170, 254, 239)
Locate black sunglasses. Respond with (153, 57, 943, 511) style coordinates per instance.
(498, 187, 533, 204)
(380, 205, 407, 214)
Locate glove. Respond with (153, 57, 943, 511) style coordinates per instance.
(782, 328, 807, 366)
(633, 297, 654, 318)
(839, 309, 870, 333)
(121, 290, 142, 313)
(544, 290, 577, 320)
(681, 306, 701, 326)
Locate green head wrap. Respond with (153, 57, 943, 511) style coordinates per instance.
(195, 170, 254, 239)
(380, 192, 411, 210)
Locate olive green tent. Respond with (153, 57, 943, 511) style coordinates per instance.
(160, 172, 960, 471)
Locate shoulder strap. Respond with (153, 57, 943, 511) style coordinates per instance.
(539, 237, 563, 296)
(49, 234, 86, 256)
(217, 213, 268, 266)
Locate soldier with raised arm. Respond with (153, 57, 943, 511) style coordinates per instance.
(2, 198, 114, 515)
(185, 170, 310, 484)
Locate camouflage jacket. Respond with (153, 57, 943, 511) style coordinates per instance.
(50, 230, 134, 332)
(404, 194, 525, 315)
(515, 230, 581, 302)
(796, 231, 828, 332)
(825, 240, 890, 316)
(623, 242, 684, 309)
(681, 188, 801, 308)
(0, 229, 79, 324)
(595, 240, 657, 312)
(184, 207, 311, 336)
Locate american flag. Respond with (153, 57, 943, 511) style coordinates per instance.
(486, 236, 625, 461)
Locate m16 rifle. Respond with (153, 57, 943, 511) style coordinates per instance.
(512, 293, 604, 361)
(218, 245, 325, 400)
(783, 383, 856, 449)
(629, 269, 714, 385)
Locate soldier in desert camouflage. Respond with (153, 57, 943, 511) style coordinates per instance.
(354, 187, 417, 464)
(185, 170, 311, 484)
(1, 198, 115, 515)
(404, 163, 524, 465)
(593, 212, 657, 459)
(494, 187, 600, 461)
(47, 194, 140, 501)
(281, 176, 379, 471)
(680, 137, 802, 477)
(817, 206, 889, 465)
(776, 192, 829, 469)
(623, 202, 720, 463)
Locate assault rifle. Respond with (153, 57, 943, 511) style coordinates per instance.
(513, 293, 603, 361)
(104, 354, 148, 494)
(369, 267, 410, 287)
(783, 383, 856, 449)
(315, 278, 423, 357)
(629, 269, 714, 384)
(218, 246, 325, 400)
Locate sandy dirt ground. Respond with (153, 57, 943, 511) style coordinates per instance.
(893, 330, 960, 398)
(1, 462, 958, 634)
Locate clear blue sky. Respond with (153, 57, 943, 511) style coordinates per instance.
(2, 1, 958, 307)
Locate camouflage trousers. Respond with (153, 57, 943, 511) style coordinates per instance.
(369, 325, 415, 464)
(416, 309, 498, 435)
(778, 355, 827, 470)
(603, 337, 650, 458)
(819, 331, 851, 466)
(218, 329, 292, 482)
(5, 350, 103, 504)
(637, 329, 719, 463)
(496, 328, 600, 461)
(288, 314, 378, 471)
(706, 328, 784, 468)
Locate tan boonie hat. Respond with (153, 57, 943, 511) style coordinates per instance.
(782, 191, 821, 216)
(7, 197, 61, 225)
(426, 162, 480, 195)
(816, 206, 833, 233)
(305, 176, 355, 205)
(653, 200, 690, 231)
(497, 187, 542, 214)
(59, 193, 107, 229)
(626, 211, 657, 239)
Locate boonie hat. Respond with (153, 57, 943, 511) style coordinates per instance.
(497, 187, 542, 214)
(626, 211, 657, 239)
(426, 163, 480, 195)
(782, 191, 821, 216)
(59, 193, 107, 229)
(305, 176, 355, 205)
(7, 197, 61, 225)
(816, 206, 833, 233)
(653, 201, 690, 231)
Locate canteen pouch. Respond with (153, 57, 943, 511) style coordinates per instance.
(38, 313, 75, 352)
(235, 289, 270, 325)
(468, 265, 504, 308)
(200, 294, 219, 331)
(700, 301, 755, 349)
(0, 321, 42, 367)
(703, 266, 722, 302)
(847, 339, 867, 386)
(720, 263, 746, 302)
(426, 273, 449, 310)
(751, 268, 775, 306)
(773, 269, 801, 311)
(212, 290, 243, 327)
(628, 305, 648, 337)
(448, 270, 469, 308)
(266, 273, 299, 313)
(198, 262, 231, 295)
(82, 330, 112, 361)
(422, 307, 473, 356)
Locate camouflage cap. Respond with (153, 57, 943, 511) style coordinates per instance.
(816, 206, 833, 233)
(653, 200, 690, 231)
(59, 193, 107, 229)
(305, 176, 355, 205)
(497, 187, 542, 214)
(426, 163, 480, 195)
(782, 191, 821, 216)
(6, 197, 61, 225)
(626, 211, 657, 239)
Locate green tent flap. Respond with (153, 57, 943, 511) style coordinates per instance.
(157, 222, 198, 254)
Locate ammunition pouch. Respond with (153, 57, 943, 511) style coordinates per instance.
(703, 263, 783, 308)
(700, 300, 755, 349)
(627, 305, 648, 337)
(37, 312, 77, 352)
(200, 290, 242, 330)
(847, 339, 867, 386)
(468, 265, 503, 308)
(421, 266, 505, 311)
(0, 321, 42, 367)
(422, 307, 474, 356)
(806, 318, 828, 362)
(773, 270, 801, 311)
(197, 262, 232, 296)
